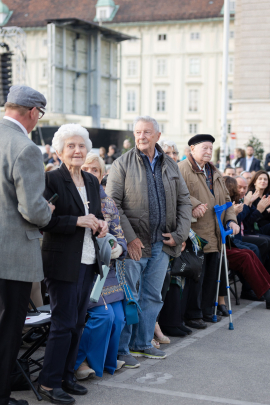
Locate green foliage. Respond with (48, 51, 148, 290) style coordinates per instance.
(245, 136, 264, 162)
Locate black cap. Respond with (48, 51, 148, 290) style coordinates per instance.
(188, 134, 215, 146)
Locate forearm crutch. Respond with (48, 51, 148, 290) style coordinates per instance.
(212, 202, 234, 330)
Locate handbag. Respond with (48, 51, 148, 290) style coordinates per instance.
(90, 265, 110, 303)
(116, 259, 142, 325)
(10, 359, 30, 391)
(171, 238, 204, 282)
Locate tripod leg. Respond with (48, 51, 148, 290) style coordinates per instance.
(223, 246, 234, 330)
(213, 244, 223, 322)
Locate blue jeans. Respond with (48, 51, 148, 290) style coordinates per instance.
(117, 241, 169, 354)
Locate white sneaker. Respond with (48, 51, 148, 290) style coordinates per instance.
(116, 360, 125, 370)
(74, 360, 95, 380)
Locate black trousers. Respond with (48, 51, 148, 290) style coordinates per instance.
(38, 264, 95, 388)
(0, 279, 32, 405)
(185, 252, 219, 319)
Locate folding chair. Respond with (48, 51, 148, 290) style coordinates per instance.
(18, 299, 51, 401)
(229, 270, 241, 305)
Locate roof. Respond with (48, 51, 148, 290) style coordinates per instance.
(3, 0, 226, 28)
(96, 0, 116, 7)
(0, 0, 9, 14)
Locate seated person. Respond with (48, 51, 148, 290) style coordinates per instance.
(75, 154, 127, 380)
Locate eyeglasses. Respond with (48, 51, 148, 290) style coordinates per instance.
(166, 152, 178, 156)
(29, 107, 45, 119)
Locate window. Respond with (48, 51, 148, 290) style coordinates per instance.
(159, 123, 164, 133)
(189, 58, 200, 75)
(127, 90, 136, 112)
(158, 34, 167, 41)
(102, 123, 106, 129)
(189, 123, 198, 134)
(188, 90, 199, 112)
(157, 59, 167, 76)
(42, 62, 47, 79)
(230, 1, 235, 12)
(190, 32, 200, 40)
(230, 31, 234, 38)
(127, 123, 133, 131)
(228, 89, 233, 111)
(227, 123, 231, 134)
(229, 57, 234, 74)
(99, 10, 107, 19)
(127, 60, 137, 76)
(156, 91, 166, 112)
(43, 39, 47, 47)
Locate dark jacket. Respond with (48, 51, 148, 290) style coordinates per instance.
(89, 185, 127, 308)
(106, 144, 192, 258)
(41, 163, 104, 282)
(239, 157, 261, 172)
(264, 153, 270, 172)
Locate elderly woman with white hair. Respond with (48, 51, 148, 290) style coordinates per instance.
(38, 124, 108, 404)
(160, 140, 179, 163)
(74, 153, 127, 379)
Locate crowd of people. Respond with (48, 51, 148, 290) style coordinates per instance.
(1, 85, 270, 405)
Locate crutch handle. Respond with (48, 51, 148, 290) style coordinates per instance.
(214, 202, 233, 244)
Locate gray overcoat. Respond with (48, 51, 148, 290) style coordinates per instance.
(0, 118, 51, 282)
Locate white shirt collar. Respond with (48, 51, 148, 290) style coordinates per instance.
(3, 116, 28, 137)
(195, 161, 207, 176)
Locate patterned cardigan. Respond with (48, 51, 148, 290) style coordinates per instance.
(88, 185, 127, 309)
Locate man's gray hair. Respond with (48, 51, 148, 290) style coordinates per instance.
(160, 140, 179, 154)
(133, 116, 160, 133)
(236, 176, 248, 182)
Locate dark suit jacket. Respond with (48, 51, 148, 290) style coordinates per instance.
(41, 163, 104, 282)
(239, 157, 261, 172)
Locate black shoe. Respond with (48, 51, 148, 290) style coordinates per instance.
(160, 325, 187, 337)
(23, 332, 43, 343)
(266, 301, 270, 309)
(62, 380, 88, 395)
(185, 319, 207, 329)
(203, 314, 222, 323)
(37, 386, 75, 405)
(240, 290, 264, 301)
(217, 304, 229, 317)
(179, 324, 193, 335)
(9, 398, 29, 405)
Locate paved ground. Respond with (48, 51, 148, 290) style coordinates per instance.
(13, 297, 270, 405)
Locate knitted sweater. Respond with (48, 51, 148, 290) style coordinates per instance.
(141, 154, 166, 243)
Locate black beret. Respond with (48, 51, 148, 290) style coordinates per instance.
(188, 134, 215, 146)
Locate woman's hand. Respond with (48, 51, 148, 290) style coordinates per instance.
(77, 214, 100, 233)
(111, 244, 123, 259)
(257, 196, 270, 213)
(249, 190, 260, 205)
(243, 191, 253, 206)
(233, 202, 243, 215)
(96, 220, 108, 238)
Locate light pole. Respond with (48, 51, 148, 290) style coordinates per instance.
(220, 0, 230, 173)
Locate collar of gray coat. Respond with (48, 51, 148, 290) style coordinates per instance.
(135, 143, 165, 163)
(0, 117, 25, 135)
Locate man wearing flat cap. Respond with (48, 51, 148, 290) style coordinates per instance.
(0, 85, 54, 405)
(178, 134, 239, 329)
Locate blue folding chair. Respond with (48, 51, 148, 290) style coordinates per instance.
(213, 202, 234, 330)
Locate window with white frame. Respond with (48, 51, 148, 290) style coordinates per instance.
(190, 32, 200, 40)
(159, 123, 164, 133)
(230, 31, 234, 38)
(230, 1, 235, 12)
(156, 91, 166, 112)
(127, 90, 136, 112)
(157, 59, 167, 76)
(189, 58, 200, 75)
(228, 89, 233, 111)
(42, 62, 47, 79)
(127, 60, 137, 76)
(158, 34, 167, 41)
(127, 123, 133, 131)
(188, 90, 199, 112)
(227, 123, 232, 134)
(99, 9, 107, 19)
(189, 123, 198, 134)
(229, 57, 234, 74)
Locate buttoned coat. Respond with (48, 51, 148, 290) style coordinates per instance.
(105, 144, 192, 258)
(178, 154, 237, 253)
(0, 118, 51, 282)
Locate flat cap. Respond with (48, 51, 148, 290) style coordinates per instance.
(7, 85, 46, 109)
(188, 134, 215, 146)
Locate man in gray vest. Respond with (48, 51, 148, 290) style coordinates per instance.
(106, 116, 192, 368)
(0, 86, 54, 405)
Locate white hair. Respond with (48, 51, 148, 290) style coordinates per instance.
(160, 140, 179, 154)
(133, 116, 159, 133)
(84, 152, 106, 177)
(52, 123, 92, 153)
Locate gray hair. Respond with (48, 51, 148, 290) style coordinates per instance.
(52, 123, 92, 153)
(160, 140, 179, 154)
(84, 152, 106, 177)
(133, 116, 159, 133)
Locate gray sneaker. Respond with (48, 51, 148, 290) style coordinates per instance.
(118, 354, 140, 368)
(130, 347, 167, 359)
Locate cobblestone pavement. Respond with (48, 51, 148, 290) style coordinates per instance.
(13, 298, 270, 405)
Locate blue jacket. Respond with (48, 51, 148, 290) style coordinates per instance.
(88, 185, 127, 308)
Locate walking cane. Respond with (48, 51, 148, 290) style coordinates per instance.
(212, 202, 234, 330)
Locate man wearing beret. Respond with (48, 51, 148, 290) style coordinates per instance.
(178, 134, 240, 329)
(0, 85, 54, 405)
